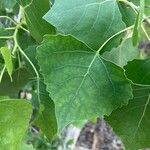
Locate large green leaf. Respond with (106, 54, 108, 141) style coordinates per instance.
(0, 98, 32, 150)
(124, 58, 150, 85)
(37, 35, 133, 131)
(0, 68, 32, 97)
(34, 82, 57, 141)
(106, 85, 150, 150)
(44, 0, 125, 50)
(102, 38, 139, 67)
(17, 0, 55, 43)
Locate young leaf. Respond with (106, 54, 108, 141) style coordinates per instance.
(132, 0, 145, 46)
(0, 99, 32, 150)
(106, 85, 150, 150)
(124, 58, 150, 85)
(16, 0, 55, 43)
(102, 38, 139, 67)
(44, 0, 125, 50)
(0, 47, 13, 80)
(37, 35, 133, 131)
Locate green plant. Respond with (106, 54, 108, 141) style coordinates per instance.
(0, 0, 150, 149)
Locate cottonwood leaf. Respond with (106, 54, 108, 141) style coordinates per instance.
(17, 0, 55, 43)
(44, 0, 125, 50)
(0, 68, 32, 97)
(0, 47, 13, 79)
(124, 58, 150, 85)
(0, 99, 32, 150)
(24, 45, 40, 76)
(102, 38, 139, 67)
(0, 24, 9, 47)
(37, 35, 133, 131)
(34, 82, 57, 141)
(106, 85, 150, 150)
(0, 0, 16, 10)
(118, 1, 136, 27)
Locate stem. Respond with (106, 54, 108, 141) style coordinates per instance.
(98, 25, 134, 52)
(118, 0, 150, 24)
(12, 26, 19, 55)
(20, 26, 30, 33)
(0, 36, 13, 39)
(0, 16, 17, 25)
(5, 27, 16, 30)
(118, 0, 150, 42)
(141, 25, 150, 41)
(0, 15, 29, 33)
(18, 45, 40, 106)
(0, 66, 6, 83)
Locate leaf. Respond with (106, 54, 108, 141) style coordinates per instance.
(0, 98, 32, 150)
(118, 1, 136, 27)
(132, 0, 145, 46)
(129, 0, 150, 16)
(0, 0, 16, 10)
(24, 45, 40, 76)
(0, 68, 33, 97)
(37, 35, 133, 131)
(17, 29, 36, 50)
(20, 143, 34, 150)
(16, 0, 55, 43)
(44, 0, 125, 50)
(106, 85, 150, 150)
(0, 47, 13, 79)
(124, 58, 150, 85)
(34, 82, 57, 141)
(102, 38, 139, 67)
(0, 24, 9, 47)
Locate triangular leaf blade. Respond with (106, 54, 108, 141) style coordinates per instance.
(37, 35, 133, 131)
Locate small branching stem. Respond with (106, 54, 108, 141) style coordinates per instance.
(118, 0, 150, 42)
(0, 15, 40, 106)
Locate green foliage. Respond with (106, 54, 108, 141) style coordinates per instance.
(106, 85, 150, 150)
(37, 35, 133, 131)
(17, 0, 55, 43)
(102, 38, 139, 67)
(125, 59, 150, 85)
(34, 82, 57, 141)
(132, 0, 145, 46)
(0, 47, 13, 79)
(44, 0, 125, 50)
(0, 0, 150, 149)
(0, 98, 32, 150)
(0, 0, 16, 10)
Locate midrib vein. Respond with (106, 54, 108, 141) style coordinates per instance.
(71, 51, 99, 101)
(133, 94, 150, 138)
